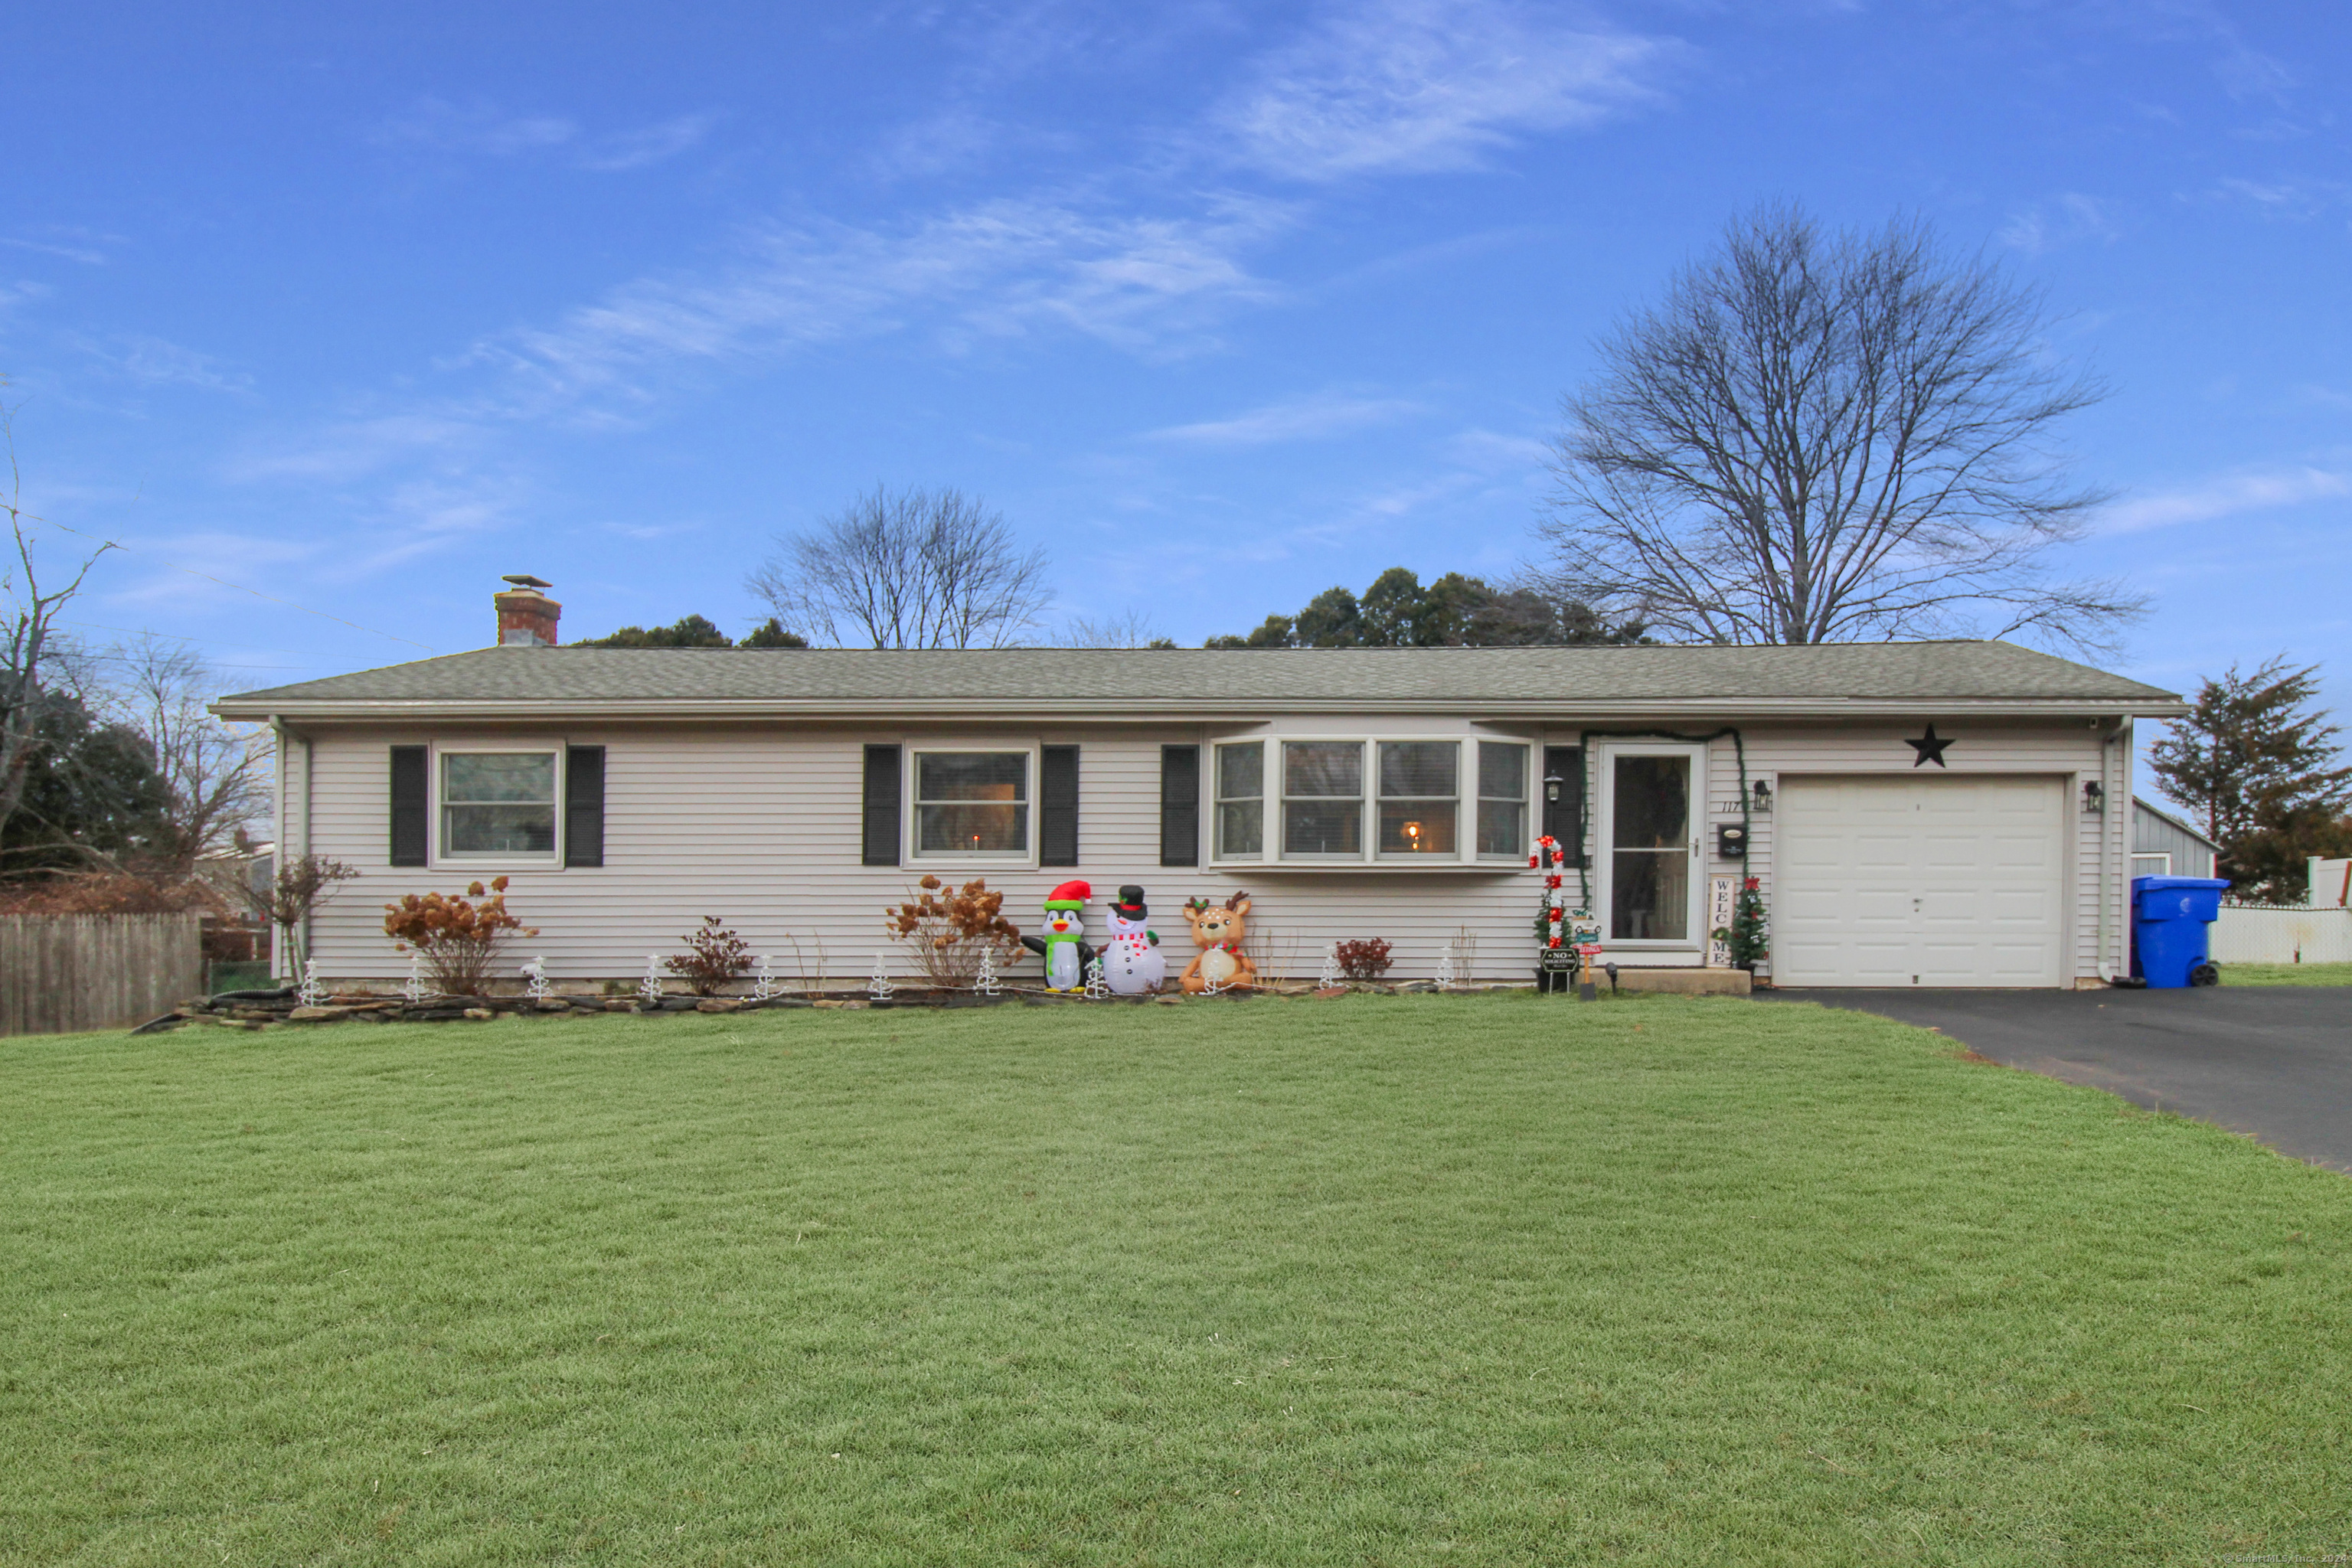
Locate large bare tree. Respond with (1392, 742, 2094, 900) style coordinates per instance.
(749, 486, 1051, 648)
(1535, 204, 2142, 654)
(99, 635, 270, 877)
(2, 393, 116, 848)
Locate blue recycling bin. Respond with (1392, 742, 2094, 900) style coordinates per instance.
(2131, 875, 2230, 988)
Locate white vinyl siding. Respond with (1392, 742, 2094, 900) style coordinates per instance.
(288, 717, 2119, 987)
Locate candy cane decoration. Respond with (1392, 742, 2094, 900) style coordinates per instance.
(1530, 835, 1570, 956)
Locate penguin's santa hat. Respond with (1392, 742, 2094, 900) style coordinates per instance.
(1043, 880, 1091, 910)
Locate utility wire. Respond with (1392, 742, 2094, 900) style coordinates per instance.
(61, 619, 330, 659)
(28, 517, 437, 652)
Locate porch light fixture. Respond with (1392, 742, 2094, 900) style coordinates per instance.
(1750, 779, 1773, 814)
(2082, 780, 2105, 815)
(1544, 772, 1563, 803)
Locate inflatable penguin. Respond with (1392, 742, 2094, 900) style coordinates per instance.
(1020, 880, 1096, 992)
(1101, 884, 1165, 995)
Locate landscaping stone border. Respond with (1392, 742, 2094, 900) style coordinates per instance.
(126, 979, 1557, 1033)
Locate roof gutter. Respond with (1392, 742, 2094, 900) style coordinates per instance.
(213, 695, 2192, 724)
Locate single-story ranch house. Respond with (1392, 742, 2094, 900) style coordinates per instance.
(211, 580, 2188, 992)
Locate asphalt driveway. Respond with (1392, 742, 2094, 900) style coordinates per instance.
(1762, 986, 2352, 1173)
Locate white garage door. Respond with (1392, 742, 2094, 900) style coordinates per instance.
(1775, 775, 2068, 988)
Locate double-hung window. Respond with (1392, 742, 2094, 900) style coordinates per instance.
(913, 750, 1031, 858)
(1215, 742, 1264, 859)
(441, 751, 558, 857)
(1377, 741, 1457, 857)
(1476, 741, 1529, 858)
(1282, 741, 1362, 858)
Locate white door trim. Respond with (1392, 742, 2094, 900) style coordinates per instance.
(1596, 740, 1707, 950)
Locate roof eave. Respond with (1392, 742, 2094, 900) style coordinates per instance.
(212, 694, 2191, 724)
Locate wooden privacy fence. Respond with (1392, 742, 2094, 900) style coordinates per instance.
(1, 913, 204, 1036)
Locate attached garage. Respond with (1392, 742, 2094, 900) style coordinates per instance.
(1773, 774, 2069, 988)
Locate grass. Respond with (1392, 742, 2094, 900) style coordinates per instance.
(2218, 961, 2352, 985)
(2, 995, 2347, 1566)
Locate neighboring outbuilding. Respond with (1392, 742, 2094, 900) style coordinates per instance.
(2131, 797, 2220, 882)
(213, 577, 2189, 992)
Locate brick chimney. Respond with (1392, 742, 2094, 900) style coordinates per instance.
(494, 574, 561, 647)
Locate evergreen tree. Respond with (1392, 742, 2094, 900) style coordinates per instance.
(739, 617, 809, 648)
(578, 614, 733, 648)
(576, 614, 809, 649)
(1204, 568, 1648, 649)
(2147, 658, 2352, 902)
(0, 691, 168, 877)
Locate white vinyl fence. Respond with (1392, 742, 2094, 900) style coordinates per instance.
(2211, 904, 2352, 966)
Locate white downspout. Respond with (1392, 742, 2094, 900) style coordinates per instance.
(2095, 717, 2125, 985)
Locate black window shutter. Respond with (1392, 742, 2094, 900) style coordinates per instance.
(1160, 744, 1200, 867)
(1040, 745, 1080, 867)
(564, 746, 606, 867)
(862, 744, 902, 866)
(1541, 745, 1586, 867)
(389, 746, 428, 867)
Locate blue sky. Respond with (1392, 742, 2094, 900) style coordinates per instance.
(3, 0, 2347, 717)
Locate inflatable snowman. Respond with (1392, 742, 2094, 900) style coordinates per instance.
(1100, 884, 1165, 995)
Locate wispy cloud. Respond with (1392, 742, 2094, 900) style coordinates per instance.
(69, 333, 251, 394)
(1148, 389, 1419, 446)
(371, 97, 714, 172)
(578, 114, 720, 172)
(1213, 0, 1673, 181)
(2209, 176, 2352, 220)
(0, 279, 50, 326)
(1999, 192, 2126, 254)
(473, 194, 1293, 407)
(2, 235, 109, 266)
(224, 414, 485, 484)
(2102, 466, 2349, 534)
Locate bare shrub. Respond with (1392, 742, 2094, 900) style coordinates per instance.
(383, 877, 537, 996)
(237, 854, 359, 975)
(665, 916, 755, 996)
(884, 874, 1022, 988)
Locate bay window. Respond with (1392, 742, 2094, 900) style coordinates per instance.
(1282, 741, 1362, 858)
(1377, 741, 1457, 857)
(1477, 741, 1529, 858)
(1215, 741, 1264, 859)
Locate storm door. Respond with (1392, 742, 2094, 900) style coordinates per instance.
(1602, 746, 1703, 945)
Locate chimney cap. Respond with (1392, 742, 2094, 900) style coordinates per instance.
(500, 573, 553, 590)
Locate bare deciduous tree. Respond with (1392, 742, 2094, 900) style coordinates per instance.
(237, 854, 359, 978)
(2, 392, 116, 847)
(749, 485, 1051, 648)
(1056, 609, 1172, 648)
(1534, 204, 2144, 655)
(99, 635, 270, 877)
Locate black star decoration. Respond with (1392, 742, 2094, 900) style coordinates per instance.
(1906, 724, 1953, 768)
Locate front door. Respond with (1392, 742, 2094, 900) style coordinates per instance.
(1602, 746, 1703, 946)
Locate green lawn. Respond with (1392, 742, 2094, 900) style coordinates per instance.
(3, 996, 2347, 1566)
(2219, 961, 2352, 985)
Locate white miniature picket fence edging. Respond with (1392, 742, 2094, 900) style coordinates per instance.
(2210, 904, 2352, 965)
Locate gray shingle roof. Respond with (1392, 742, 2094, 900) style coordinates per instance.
(214, 641, 2182, 719)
